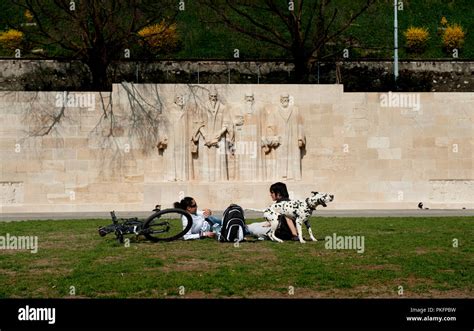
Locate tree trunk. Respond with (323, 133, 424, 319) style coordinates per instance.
(292, 50, 311, 83)
(86, 57, 110, 91)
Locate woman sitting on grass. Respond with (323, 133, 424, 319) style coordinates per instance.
(174, 197, 222, 240)
(247, 182, 299, 241)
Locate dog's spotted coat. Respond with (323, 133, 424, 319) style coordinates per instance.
(263, 191, 334, 243)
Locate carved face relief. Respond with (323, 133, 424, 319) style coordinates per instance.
(244, 94, 254, 115)
(174, 95, 185, 107)
(209, 93, 218, 105)
(280, 95, 290, 108)
(244, 95, 254, 104)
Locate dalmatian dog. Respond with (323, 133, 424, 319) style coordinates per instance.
(263, 192, 334, 243)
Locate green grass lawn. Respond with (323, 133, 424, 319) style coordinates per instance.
(160, 0, 474, 60)
(0, 217, 472, 298)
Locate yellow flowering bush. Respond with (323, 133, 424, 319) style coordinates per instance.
(25, 10, 34, 22)
(440, 16, 448, 27)
(404, 26, 429, 53)
(137, 21, 179, 52)
(0, 29, 24, 50)
(442, 24, 465, 51)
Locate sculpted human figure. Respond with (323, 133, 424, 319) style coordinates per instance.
(157, 94, 190, 181)
(229, 92, 262, 181)
(191, 89, 232, 181)
(261, 93, 305, 180)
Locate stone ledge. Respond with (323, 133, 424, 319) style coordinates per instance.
(1, 208, 474, 221)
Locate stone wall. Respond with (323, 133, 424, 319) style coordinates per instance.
(0, 84, 473, 213)
(0, 59, 473, 92)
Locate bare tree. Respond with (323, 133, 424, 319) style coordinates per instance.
(199, 0, 375, 82)
(7, 0, 178, 90)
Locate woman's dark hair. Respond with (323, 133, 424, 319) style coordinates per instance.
(270, 182, 289, 201)
(174, 197, 195, 210)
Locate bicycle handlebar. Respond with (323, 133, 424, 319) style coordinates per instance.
(110, 211, 117, 224)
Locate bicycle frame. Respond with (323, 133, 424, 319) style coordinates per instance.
(98, 212, 143, 243)
(99, 205, 193, 243)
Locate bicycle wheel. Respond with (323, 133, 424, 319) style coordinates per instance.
(143, 208, 193, 242)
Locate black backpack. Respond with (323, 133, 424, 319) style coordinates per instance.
(219, 204, 246, 242)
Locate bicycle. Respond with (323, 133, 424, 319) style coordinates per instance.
(98, 205, 193, 243)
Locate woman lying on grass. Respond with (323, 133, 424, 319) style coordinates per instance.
(174, 197, 222, 240)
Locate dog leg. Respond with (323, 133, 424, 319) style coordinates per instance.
(269, 221, 284, 243)
(303, 219, 317, 241)
(270, 231, 284, 243)
(264, 212, 284, 243)
(267, 226, 283, 243)
(296, 219, 305, 243)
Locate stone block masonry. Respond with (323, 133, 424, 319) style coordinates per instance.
(0, 85, 473, 213)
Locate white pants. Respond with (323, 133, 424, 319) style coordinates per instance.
(246, 222, 271, 239)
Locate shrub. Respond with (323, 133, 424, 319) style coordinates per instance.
(404, 26, 429, 53)
(137, 21, 179, 53)
(0, 29, 24, 50)
(442, 24, 465, 51)
(437, 16, 448, 36)
(24, 10, 34, 22)
(440, 16, 448, 27)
